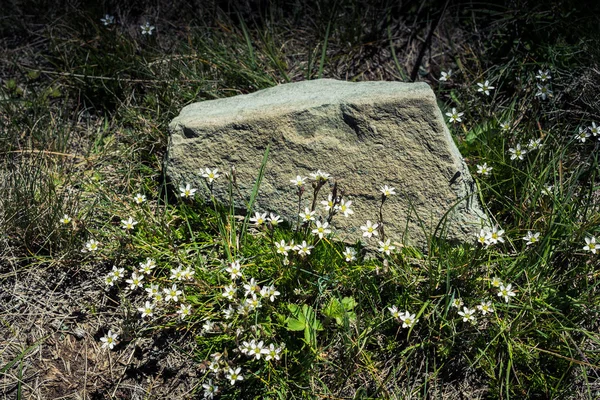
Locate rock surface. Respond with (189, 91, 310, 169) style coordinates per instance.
(166, 79, 486, 250)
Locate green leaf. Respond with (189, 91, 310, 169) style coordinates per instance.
(286, 317, 306, 331)
(323, 297, 357, 326)
(341, 297, 356, 310)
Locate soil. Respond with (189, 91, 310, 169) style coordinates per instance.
(0, 245, 200, 400)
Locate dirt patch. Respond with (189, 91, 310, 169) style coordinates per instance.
(0, 250, 200, 399)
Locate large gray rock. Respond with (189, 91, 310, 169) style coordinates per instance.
(167, 79, 486, 250)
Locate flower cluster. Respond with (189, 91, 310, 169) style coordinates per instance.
(476, 226, 504, 247)
(250, 212, 282, 228)
(222, 260, 280, 317)
(239, 339, 284, 361)
(452, 297, 494, 324)
(449, 278, 517, 325)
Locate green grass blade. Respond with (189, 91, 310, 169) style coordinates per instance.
(240, 145, 270, 245)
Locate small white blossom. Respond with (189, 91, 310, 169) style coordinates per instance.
(226, 367, 244, 385)
(446, 108, 464, 124)
(111, 266, 125, 280)
(295, 240, 314, 257)
(477, 301, 494, 315)
(141, 22, 155, 35)
(575, 127, 591, 143)
(380, 185, 396, 197)
(268, 213, 282, 227)
(275, 239, 291, 256)
(476, 162, 492, 176)
(523, 231, 541, 245)
(145, 283, 160, 298)
(100, 330, 118, 350)
(208, 360, 220, 375)
(583, 236, 598, 254)
(310, 170, 330, 181)
(528, 138, 543, 150)
(164, 284, 182, 303)
(243, 278, 260, 297)
(541, 184, 554, 196)
(59, 214, 71, 225)
(100, 14, 115, 26)
(439, 70, 452, 81)
(400, 312, 418, 328)
(177, 303, 192, 320)
(201, 168, 220, 183)
(202, 379, 219, 399)
(138, 301, 155, 318)
(388, 306, 402, 319)
(239, 340, 252, 354)
(312, 221, 332, 239)
(126, 272, 144, 290)
(248, 340, 269, 360)
(138, 258, 156, 274)
(486, 226, 505, 245)
(104, 274, 115, 287)
(226, 260, 243, 280)
(509, 143, 527, 160)
(535, 84, 552, 100)
(222, 284, 237, 300)
(249, 211, 267, 226)
(338, 199, 354, 217)
(237, 299, 251, 316)
(343, 247, 357, 262)
(133, 193, 146, 204)
(299, 208, 316, 222)
(170, 266, 184, 281)
(179, 184, 197, 198)
(477, 80, 495, 96)
(477, 229, 489, 246)
(451, 298, 464, 309)
(320, 194, 336, 212)
(83, 239, 100, 253)
(121, 216, 138, 231)
(152, 292, 164, 303)
(378, 239, 395, 255)
(290, 175, 307, 187)
(491, 276, 503, 288)
(247, 295, 262, 310)
(361, 220, 379, 238)
(498, 283, 516, 303)
(589, 122, 599, 137)
(264, 343, 283, 361)
(499, 121, 511, 131)
(535, 69, 551, 82)
(260, 285, 280, 302)
(223, 305, 235, 319)
(458, 307, 476, 322)
(181, 266, 194, 280)
(202, 320, 215, 333)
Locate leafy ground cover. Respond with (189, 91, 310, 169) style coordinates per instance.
(1, 0, 600, 398)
